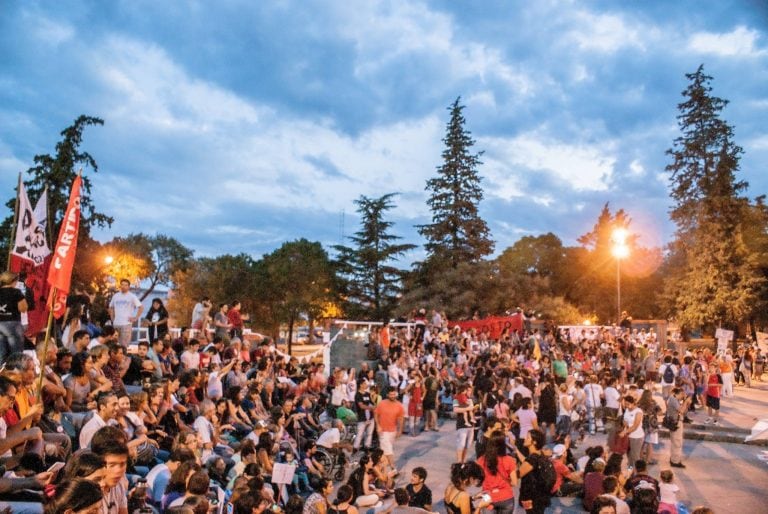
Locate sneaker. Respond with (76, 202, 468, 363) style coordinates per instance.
(713, 420, 720, 426)
(670, 461, 686, 468)
(704, 418, 713, 424)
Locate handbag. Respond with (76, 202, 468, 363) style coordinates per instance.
(662, 415, 679, 432)
(611, 434, 629, 454)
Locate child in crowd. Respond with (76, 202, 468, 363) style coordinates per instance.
(658, 469, 680, 514)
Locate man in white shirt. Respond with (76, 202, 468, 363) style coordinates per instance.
(108, 279, 143, 348)
(193, 399, 219, 461)
(508, 377, 533, 400)
(659, 355, 678, 401)
(583, 376, 604, 435)
(79, 392, 118, 449)
(180, 339, 201, 370)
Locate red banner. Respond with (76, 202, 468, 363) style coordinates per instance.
(449, 314, 524, 339)
(47, 176, 82, 319)
(10, 254, 52, 336)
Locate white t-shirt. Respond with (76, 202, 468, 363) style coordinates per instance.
(584, 384, 604, 408)
(623, 407, 645, 439)
(181, 350, 200, 370)
(0, 418, 11, 458)
(660, 364, 678, 386)
(316, 427, 341, 449)
(604, 387, 622, 410)
(515, 408, 538, 439)
(660, 482, 679, 504)
(208, 372, 223, 400)
(109, 291, 141, 326)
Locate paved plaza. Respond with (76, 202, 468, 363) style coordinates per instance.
(384, 381, 768, 514)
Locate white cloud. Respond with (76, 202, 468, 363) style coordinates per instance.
(629, 159, 645, 177)
(688, 26, 766, 57)
(747, 134, 768, 150)
(566, 11, 645, 53)
(27, 13, 75, 46)
(331, 0, 534, 94)
(83, 35, 446, 225)
(481, 133, 616, 192)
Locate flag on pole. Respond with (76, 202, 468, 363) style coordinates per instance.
(10, 183, 50, 269)
(10, 184, 52, 335)
(47, 176, 83, 319)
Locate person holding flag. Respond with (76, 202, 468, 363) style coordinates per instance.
(0, 270, 27, 364)
(8, 178, 51, 338)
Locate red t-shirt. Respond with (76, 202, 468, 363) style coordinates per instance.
(374, 399, 404, 432)
(552, 458, 571, 493)
(707, 373, 721, 398)
(478, 455, 516, 502)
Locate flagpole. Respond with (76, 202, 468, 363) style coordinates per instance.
(6, 173, 21, 272)
(36, 286, 57, 400)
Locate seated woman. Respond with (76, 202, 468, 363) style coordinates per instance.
(346, 454, 385, 509)
(443, 461, 488, 514)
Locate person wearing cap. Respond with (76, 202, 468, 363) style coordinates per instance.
(622, 460, 659, 501)
(550, 438, 583, 497)
(0, 270, 27, 364)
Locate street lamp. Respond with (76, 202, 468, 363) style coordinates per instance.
(611, 228, 630, 326)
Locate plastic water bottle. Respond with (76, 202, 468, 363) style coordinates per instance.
(677, 502, 690, 514)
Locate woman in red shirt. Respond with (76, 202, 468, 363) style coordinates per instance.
(477, 432, 517, 514)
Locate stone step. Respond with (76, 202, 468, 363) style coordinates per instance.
(685, 422, 752, 435)
(658, 426, 768, 446)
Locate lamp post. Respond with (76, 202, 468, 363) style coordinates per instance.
(611, 228, 629, 326)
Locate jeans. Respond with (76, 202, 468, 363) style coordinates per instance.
(492, 497, 516, 514)
(0, 320, 25, 364)
(355, 419, 375, 449)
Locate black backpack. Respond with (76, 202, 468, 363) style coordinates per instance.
(537, 455, 557, 494)
(663, 364, 675, 384)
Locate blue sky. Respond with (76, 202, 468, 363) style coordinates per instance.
(2, 1, 767, 263)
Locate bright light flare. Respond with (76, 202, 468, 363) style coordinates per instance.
(612, 244, 630, 259)
(611, 227, 629, 245)
(104, 255, 114, 265)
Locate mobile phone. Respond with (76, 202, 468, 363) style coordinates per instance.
(47, 461, 65, 474)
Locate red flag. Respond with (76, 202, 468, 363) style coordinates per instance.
(10, 185, 52, 335)
(47, 176, 82, 319)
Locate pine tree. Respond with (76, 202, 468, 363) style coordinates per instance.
(418, 97, 493, 270)
(334, 194, 415, 321)
(0, 115, 111, 269)
(664, 66, 762, 330)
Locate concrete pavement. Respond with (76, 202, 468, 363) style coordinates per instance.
(385, 381, 768, 513)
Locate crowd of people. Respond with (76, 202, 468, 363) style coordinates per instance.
(0, 270, 759, 514)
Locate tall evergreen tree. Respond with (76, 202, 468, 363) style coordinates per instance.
(417, 97, 493, 270)
(0, 115, 111, 269)
(663, 66, 761, 331)
(334, 193, 415, 321)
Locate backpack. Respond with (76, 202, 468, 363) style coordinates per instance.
(663, 364, 675, 384)
(537, 455, 557, 494)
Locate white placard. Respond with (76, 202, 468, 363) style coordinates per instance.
(271, 462, 296, 485)
(715, 328, 734, 352)
(756, 332, 768, 353)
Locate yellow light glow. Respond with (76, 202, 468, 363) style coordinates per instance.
(612, 244, 630, 259)
(611, 227, 629, 245)
(583, 319, 592, 326)
(104, 255, 114, 265)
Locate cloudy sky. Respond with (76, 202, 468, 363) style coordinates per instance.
(1, 1, 767, 263)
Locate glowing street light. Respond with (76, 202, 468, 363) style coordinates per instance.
(611, 227, 630, 326)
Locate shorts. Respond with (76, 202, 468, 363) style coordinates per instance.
(456, 427, 474, 451)
(705, 395, 720, 410)
(379, 431, 396, 455)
